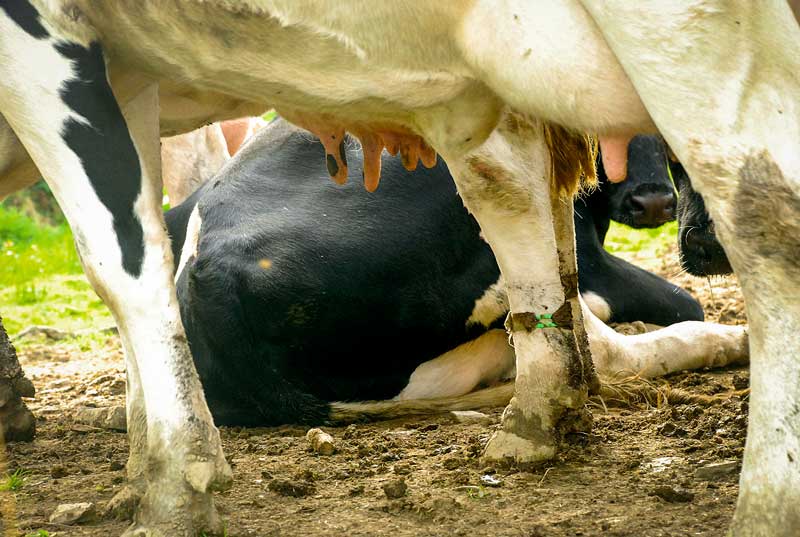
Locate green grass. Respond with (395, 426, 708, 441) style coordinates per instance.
(0, 469, 27, 492)
(25, 531, 50, 537)
(604, 220, 677, 256)
(0, 205, 82, 287)
(0, 203, 111, 337)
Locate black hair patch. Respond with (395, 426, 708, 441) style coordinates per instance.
(56, 41, 146, 277)
(1, 0, 50, 39)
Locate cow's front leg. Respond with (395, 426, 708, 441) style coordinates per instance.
(441, 112, 594, 463)
(0, 12, 230, 536)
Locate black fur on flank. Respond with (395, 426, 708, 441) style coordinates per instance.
(165, 120, 703, 426)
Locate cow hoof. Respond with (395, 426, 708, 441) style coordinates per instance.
(121, 477, 225, 537)
(481, 430, 557, 465)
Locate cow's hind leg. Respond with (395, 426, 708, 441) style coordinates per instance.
(0, 8, 230, 536)
(440, 111, 594, 463)
(577, 1, 800, 534)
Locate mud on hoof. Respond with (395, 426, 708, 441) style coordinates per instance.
(104, 483, 144, 521)
(482, 404, 593, 465)
(121, 471, 229, 537)
(119, 449, 233, 537)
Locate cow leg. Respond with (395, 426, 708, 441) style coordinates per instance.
(0, 11, 230, 536)
(438, 111, 592, 463)
(397, 329, 516, 400)
(583, 300, 749, 378)
(577, 1, 800, 534)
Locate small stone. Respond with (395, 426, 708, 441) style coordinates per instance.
(73, 406, 126, 432)
(480, 474, 503, 487)
(349, 484, 365, 496)
(293, 469, 317, 482)
(49, 502, 96, 525)
(268, 478, 316, 497)
(694, 461, 739, 480)
(105, 406, 127, 431)
(306, 428, 336, 455)
(650, 485, 695, 503)
(450, 410, 492, 425)
(382, 478, 407, 499)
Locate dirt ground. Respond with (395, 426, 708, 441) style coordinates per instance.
(2, 243, 748, 537)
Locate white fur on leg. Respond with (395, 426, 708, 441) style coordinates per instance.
(0, 18, 229, 533)
(582, 291, 612, 323)
(581, 296, 749, 378)
(440, 111, 587, 464)
(398, 329, 515, 400)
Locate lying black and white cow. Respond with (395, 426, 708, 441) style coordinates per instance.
(1, 2, 797, 536)
(165, 120, 725, 426)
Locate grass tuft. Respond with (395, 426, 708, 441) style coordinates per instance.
(0, 468, 27, 492)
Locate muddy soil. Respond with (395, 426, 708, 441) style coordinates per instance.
(2, 244, 748, 537)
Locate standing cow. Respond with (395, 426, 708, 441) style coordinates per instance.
(0, 2, 797, 536)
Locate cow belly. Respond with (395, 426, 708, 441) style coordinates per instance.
(59, 1, 652, 139)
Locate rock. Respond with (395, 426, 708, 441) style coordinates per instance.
(268, 478, 316, 497)
(382, 478, 408, 499)
(74, 406, 127, 432)
(49, 502, 96, 525)
(694, 461, 739, 480)
(306, 427, 336, 455)
(109, 460, 125, 472)
(450, 410, 492, 425)
(650, 485, 695, 503)
(14, 325, 70, 341)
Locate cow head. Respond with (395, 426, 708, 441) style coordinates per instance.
(598, 135, 677, 228)
(670, 160, 733, 276)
